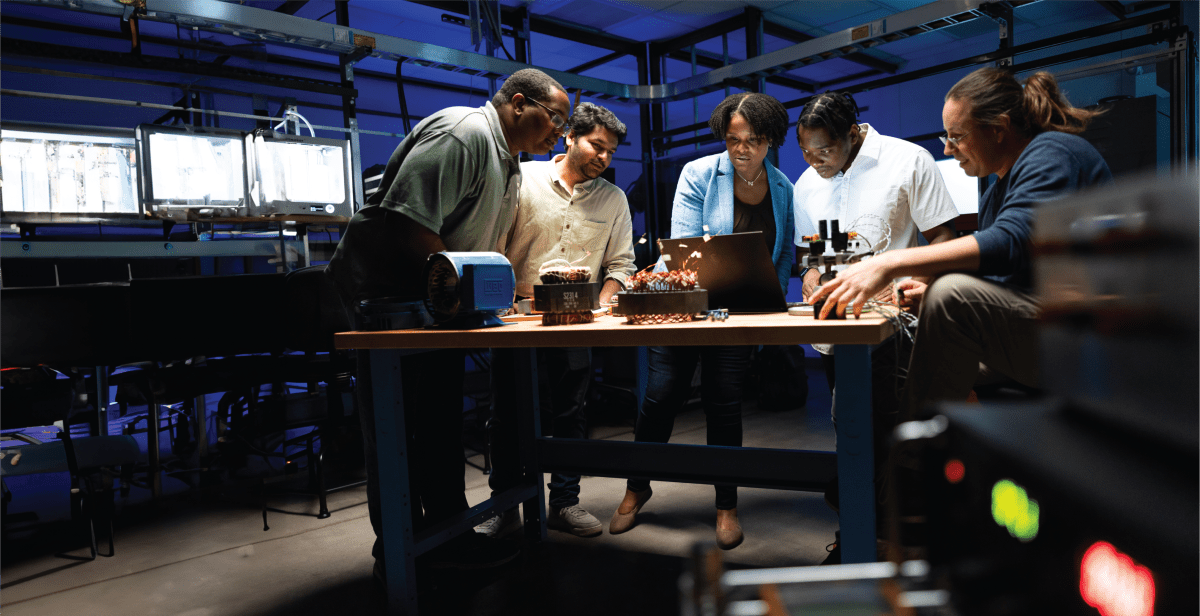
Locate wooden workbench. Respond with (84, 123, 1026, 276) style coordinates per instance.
(336, 311, 896, 615)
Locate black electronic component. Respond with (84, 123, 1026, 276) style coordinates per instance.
(533, 282, 600, 314)
(830, 219, 849, 252)
(920, 402, 1197, 616)
(613, 289, 708, 316)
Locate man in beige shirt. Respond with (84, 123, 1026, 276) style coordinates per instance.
(504, 102, 635, 301)
(480, 102, 635, 539)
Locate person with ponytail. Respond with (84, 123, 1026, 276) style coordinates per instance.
(809, 67, 1112, 425)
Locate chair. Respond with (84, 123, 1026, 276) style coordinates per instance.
(255, 265, 363, 524)
(1, 367, 139, 560)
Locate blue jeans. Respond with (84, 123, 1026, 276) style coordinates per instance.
(627, 345, 753, 510)
(489, 346, 592, 509)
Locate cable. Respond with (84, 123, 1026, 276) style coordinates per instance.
(288, 110, 316, 137)
(395, 62, 413, 134)
(481, 5, 515, 61)
(272, 110, 315, 137)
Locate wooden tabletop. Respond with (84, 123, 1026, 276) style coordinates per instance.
(335, 311, 897, 349)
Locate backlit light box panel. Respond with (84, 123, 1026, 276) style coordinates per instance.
(136, 125, 249, 218)
(1, 128, 139, 217)
(249, 131, 352, 217)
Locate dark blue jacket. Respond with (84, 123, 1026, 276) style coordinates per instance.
(976, 131, 1112, 290)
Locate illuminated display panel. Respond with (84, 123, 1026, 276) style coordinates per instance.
(137, 125, 249, 210)
(936, 157, 979, 215)
(1, 129, 138, 215)
(249, 132, 352, 216)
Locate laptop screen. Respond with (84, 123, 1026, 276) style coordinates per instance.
(659, 232, 786, 313)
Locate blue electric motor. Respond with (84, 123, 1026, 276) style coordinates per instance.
(423, 251, 515, 329)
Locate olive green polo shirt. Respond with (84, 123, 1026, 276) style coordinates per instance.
(327, 101, 520, 304)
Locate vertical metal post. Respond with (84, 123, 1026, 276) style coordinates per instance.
(638, 43, 660, 258)
(277, 224, 288, 274)
(1166, 15, 1191, 170)
(336, 3, 365, 211)
(722, 33, 731, 99)
(514, 6, 530, 65)
(148, 400, 162, 496)
(300, 224, 311, 268)
(93, 366, 110, 437)
(513, 348, 546, 543)
(692, 45, 700, 152)
(834, 344, 875, 564)
(991, 3, 1014, 67)
(194, 393, 208, 463)
(745, 7, 765, 93)
(660, 55, 670, 158)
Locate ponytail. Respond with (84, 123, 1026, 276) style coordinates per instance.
(1021, 71, 1100, 135)
(946, 67, 1101, 137)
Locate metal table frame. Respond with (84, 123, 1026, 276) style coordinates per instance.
(336, 313, 895, 614)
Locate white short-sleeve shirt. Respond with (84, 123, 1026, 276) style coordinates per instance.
(793, 123, 958, 269)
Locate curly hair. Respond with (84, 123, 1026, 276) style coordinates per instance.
(492, 68, 566, 108)
(795, 91, 860, 142)
(708, 92, 789, 148)
(946, 67, 1101, 136)
(567, 102, 627, 142)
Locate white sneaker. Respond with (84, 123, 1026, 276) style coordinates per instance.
(474, 507, 521, 539)
(548, 504, 603, 537)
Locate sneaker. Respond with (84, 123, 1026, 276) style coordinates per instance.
(425, 531, 520, 570)
(474, 507, 522, 539)
(548, 504, 603, 537)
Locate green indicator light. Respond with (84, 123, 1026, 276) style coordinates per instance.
(991, 479, 1039, 541)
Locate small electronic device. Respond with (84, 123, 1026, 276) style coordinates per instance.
(532, 262, 602, 326)
(424, 252, 515, 329)
(136, 124, 250, 220)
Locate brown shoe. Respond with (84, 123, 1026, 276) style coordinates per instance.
(715, 508, 743, 550)
(609, 487, 652, 534)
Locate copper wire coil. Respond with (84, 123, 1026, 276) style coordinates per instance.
(627, 269, 698, 293)
(539, 267, 591, 285)
(624, 313, 695, 325)
(542, 311, 595, 326)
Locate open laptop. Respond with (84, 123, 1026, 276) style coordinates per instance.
(659, 231, 787, 313)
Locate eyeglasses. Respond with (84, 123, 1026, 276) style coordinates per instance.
(526, 97, 567, 130)
(939, 130, 971, 148)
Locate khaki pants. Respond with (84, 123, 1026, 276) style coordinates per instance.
(901, 273, 1040, 422)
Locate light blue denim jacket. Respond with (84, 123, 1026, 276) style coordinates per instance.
(667, 151, 795, 294)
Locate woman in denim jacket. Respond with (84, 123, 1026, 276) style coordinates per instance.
(608, 93, 794, 550)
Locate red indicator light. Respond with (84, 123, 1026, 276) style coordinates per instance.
(944, 459, 965, 484)
(1080, 541, 1155, 616)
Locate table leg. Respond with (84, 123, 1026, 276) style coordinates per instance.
(370, 348, 418, 615)
(513, 348, 546, 543)
(835, 344, 875, 563)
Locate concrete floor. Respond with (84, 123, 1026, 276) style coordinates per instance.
(2, 366, 839, 616)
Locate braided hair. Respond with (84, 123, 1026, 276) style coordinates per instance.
(708, 92, 790, 148)
(795, 91, 860, 143)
